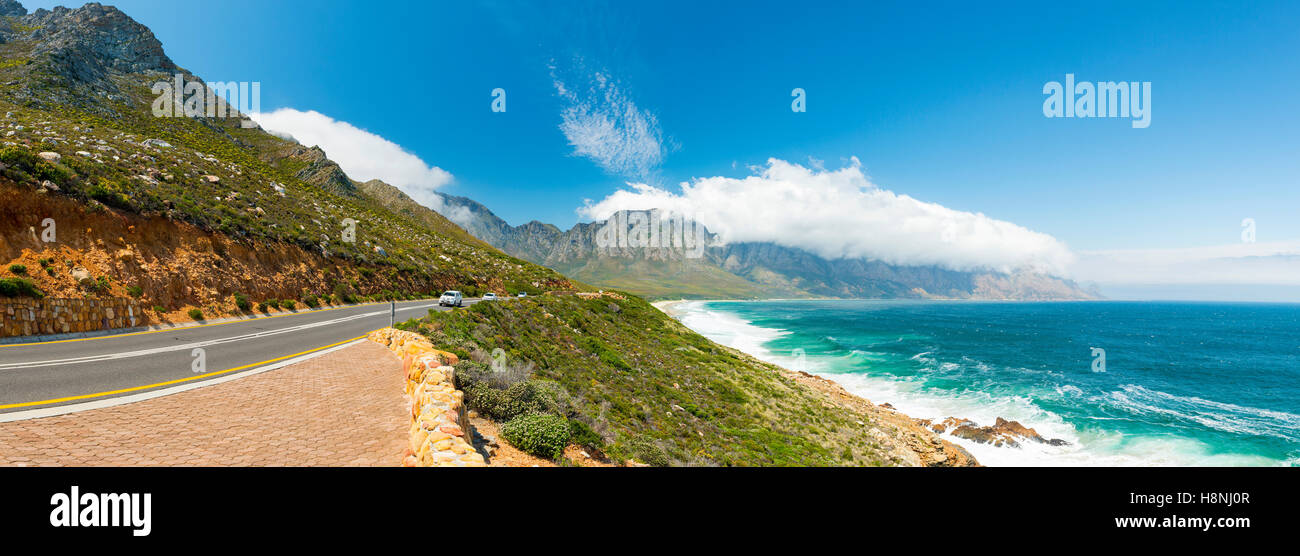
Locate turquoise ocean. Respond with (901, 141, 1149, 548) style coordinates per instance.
(667, 300, 1300, 466)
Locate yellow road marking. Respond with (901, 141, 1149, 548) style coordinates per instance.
(0, 299, 416, 347)
(0, 333, 372, 410)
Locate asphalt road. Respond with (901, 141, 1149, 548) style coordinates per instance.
(0, 298, 482, 415)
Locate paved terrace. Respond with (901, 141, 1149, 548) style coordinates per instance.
(0, 341, 405, 466)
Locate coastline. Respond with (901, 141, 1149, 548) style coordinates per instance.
(654, 299, 1300, 467)
(652, 300, 979, 467)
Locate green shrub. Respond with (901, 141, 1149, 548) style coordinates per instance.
(501, 414, 570, 460)
(302, 294, 320, 309)
(0, 277, 44, 298)
(187, 308, 205, 320)
(568, 419, 605, 455)
(620, 436, 670, 466)
(579, 337, 631, 370)
(0, 145, 69, 184)
(126, 285, 144, 298)
(257, 302, 269, 312)
(85, 179, 132, 210)
(266, 299, 280, 309)
(233, 292, 251, 311)
(79, 275, 110, 294)
(152, 305, 165, 313)
(282, 300, 296, 310)
(332, 282, 355, 304)
(459, 367, 570, 421)
(7, 264, 26, 275)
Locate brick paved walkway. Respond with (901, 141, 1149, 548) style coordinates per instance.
(0, 340, 406, 466)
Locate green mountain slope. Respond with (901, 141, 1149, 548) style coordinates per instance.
(0, 3, 571, 308)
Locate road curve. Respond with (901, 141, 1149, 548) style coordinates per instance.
(0, 298, 479, 415)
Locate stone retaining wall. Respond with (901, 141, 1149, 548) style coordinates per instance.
(367, 328, 487, 467)
(1, 297, 142, 338)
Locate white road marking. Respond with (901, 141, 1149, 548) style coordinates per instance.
(0, 339, 365, 422)
(0, 303, 435, 371)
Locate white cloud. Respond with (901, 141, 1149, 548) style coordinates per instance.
(1070, 241, 1300, 285)
(579, 158, 1075, 275)
(250, 108, 453, 207)
(553, 69, 664, 178)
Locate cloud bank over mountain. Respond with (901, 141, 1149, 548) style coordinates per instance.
(579, 158, 1075, 275)
(251, 108, 453, 207)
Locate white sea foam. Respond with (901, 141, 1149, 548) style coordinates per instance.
(668, 301, 1289, 467)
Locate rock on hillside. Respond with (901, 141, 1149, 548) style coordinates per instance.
(263, 143, 358, 198)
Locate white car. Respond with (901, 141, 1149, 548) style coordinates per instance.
(481, 293, 497, 300)
(438, 290, 463, 307)
(517, 292, 527, 298)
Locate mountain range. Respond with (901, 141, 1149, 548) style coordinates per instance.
(431, 194, 1099, 300)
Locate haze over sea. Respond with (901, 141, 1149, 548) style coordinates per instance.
(668, 300, 1300, 466)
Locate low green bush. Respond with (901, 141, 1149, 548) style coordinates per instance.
(568, 419, 605, 455)
(282, 300, 296, 310)
(332, 282, 355, 304)
(0, 277, 44, 298)
(302, 294, 320, 309)
(187, 308, 204, 320)
(500, 413, 570, 460)
(579, 336, 630, 370)
(126, 285, 144, 298)
(233, 292, 251, 311)
(8, 264, 27, 275)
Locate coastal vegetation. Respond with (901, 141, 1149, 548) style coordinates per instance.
(398, 293, 941, 466)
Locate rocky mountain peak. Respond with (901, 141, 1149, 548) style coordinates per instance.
(21, 2, 177, 79)
(0, 0, 26, 17)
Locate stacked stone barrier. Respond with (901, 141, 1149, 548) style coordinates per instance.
(367, 328, 487, 467)
(1, 297, 142, 338)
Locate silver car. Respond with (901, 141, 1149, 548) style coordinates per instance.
(438, 290, 463, 307)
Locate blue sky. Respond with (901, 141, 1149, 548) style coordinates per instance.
(24, 0, 1300, 292)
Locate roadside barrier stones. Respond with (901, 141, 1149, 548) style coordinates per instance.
(368, 328, 486, 467)
(1, 297, 141, 338)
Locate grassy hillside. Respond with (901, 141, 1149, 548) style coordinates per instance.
(0, 10, 573, 312)
(552, 258, 787, 300)
(398, 293, 967, 466)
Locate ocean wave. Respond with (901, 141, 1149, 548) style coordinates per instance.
(669, 301, 1289, 467)
(1101, 384, 1300, 441)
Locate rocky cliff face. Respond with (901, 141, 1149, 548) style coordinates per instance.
(265, 143, 358, 198)
(2, 3, 179, 112)
(0, 0, 26, 17)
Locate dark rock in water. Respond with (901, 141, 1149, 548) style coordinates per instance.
(943, 416, 1071, 448)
